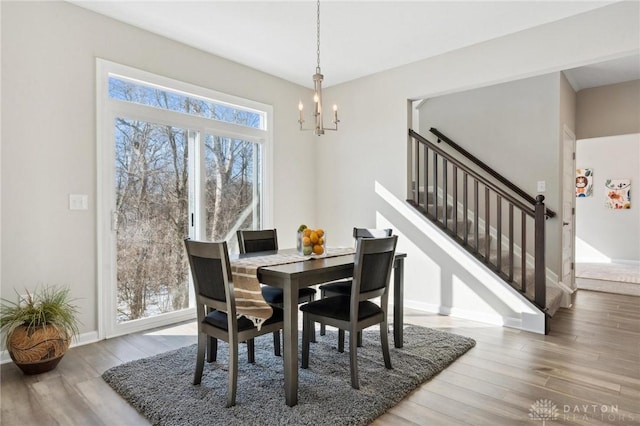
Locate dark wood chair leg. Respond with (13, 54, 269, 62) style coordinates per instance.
(357, 331, 362, 347)
(227, 339, 239, 408)
(206, 336, 217, 363)
(380, 320, 392, 369)
(247, 338, 255, 364)
(273, 331, 281, 357)
(338, 329, 345, 353)
(309, 320, 317, 343)
(302, 314, 310, 369)
(194, 333, 206, 385)
(319, 289, 326, 336)
(308, 294, 317, 343)
(349, 329, 360, 389)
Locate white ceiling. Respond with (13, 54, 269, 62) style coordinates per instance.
(564, 54, 640, 91)
(69, 0, 639, 90)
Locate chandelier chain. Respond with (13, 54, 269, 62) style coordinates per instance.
(316, 0, 321, 69)
(299, 0, 338, 135)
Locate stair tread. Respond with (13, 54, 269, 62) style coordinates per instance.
(473, 247, 564, 315)
(415, 191, 564, 320)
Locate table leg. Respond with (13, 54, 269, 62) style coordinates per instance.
(393, 257, 404, 348)
(282, 278, 298, 406)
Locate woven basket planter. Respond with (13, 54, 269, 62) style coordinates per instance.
(7, 324, 71, 375)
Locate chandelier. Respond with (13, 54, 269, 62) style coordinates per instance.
(298, 0, 339, 136)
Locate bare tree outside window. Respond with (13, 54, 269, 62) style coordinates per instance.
(204, 134, 261, 242)
(110, 76, 264, 322)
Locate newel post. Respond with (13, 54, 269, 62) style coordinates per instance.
(534, 195, 546, 310)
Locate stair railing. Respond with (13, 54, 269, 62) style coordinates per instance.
(429, 127, 556, 218)
(408, 128, 549, 311)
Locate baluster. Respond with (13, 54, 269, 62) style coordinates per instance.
(508, 204, 514, 281)
(432, 152, 438, 220)
(534, 195, 546, 309)
(423, 145, 429, 209)
(463, 172, 468, 245)
(484, 187, 490, 263)
(443, 159, 448, 230)
(414, 139, 420, 205)
(452, 165, 458, 236)
(474, 180, 479, 253)
(496, 195, 502, 271)
(521, 211, 527, 292)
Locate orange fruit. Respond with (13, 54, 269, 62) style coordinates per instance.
(313, 244, 324, 255)
(310, 231, 319, 244)
(316, 228, 324, 237)
(318, 237, 324, 245)
(302, 236, 311, 246)
(303, 228, 312, 237)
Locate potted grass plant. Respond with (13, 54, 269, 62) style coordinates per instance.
(0, 285, 80, 375)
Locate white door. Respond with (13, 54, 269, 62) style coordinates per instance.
(561, 126, 577, 292)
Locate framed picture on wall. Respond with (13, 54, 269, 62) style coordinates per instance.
(604, 179, 631, 209)
(576, 168, 593, 197)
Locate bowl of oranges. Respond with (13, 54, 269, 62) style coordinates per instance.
(297, 224, 325, 256)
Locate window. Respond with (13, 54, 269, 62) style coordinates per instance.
(98, 59, 272, 337)
(108, 75, 265, 129)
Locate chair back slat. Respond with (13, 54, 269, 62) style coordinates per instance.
(190, 255, 227, 302)
(352, 236, 398, 299)
(237, 229, 278, 254)
(359, 251, 396, 293)
(353, 227, 393, 240)
(184, 239, 233, 308)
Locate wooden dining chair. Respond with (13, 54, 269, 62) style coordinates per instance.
(236, 229, 317, 354)
(184, 238, 284, 407)
(301, 235, 398, 389)
(318, 227, 393, 342)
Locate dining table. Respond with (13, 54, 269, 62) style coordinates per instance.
(231, 247, 406, 407)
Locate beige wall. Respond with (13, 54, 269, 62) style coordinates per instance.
(1, 1, 638, 337)
(409, 71, 577, 283)
(1, 1, 314, 336)
(576, 80, 640, 139)
(416, 73, 561, 274)
(560, 72, 577, 137)
(575, 134, 639, 262)
(318, 2, 638, 330)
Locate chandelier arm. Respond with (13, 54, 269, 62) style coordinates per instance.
(298, 0, 339, 136)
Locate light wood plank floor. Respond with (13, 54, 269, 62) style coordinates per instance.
(2, 289, 639, 425)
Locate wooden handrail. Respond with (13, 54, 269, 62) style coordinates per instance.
(410, 129, 537, 217)
(425, 128, 556, 218)
(408, 128, 549, 317)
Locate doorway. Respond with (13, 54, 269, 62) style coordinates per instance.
(574, 133, 640, 296)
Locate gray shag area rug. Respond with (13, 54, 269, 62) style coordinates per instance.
(102, 325, 475, 426)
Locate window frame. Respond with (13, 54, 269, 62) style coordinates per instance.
(96, 59, 273, 338)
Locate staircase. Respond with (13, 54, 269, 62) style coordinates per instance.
(408, 128, 565, 334)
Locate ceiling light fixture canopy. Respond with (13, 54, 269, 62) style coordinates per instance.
(298, 0, 339, 136)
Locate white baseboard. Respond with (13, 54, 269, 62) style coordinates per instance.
(1, 330, 100, 365)
(614, 259, 640, 265)
(404, 300, 544, 334)
(576, 258, 640, 265)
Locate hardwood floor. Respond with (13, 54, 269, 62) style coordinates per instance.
(2, 290, 639, 425)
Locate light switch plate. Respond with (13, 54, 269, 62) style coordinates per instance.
(537, 181, 546, 192)
(69, 194, 88, 210)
